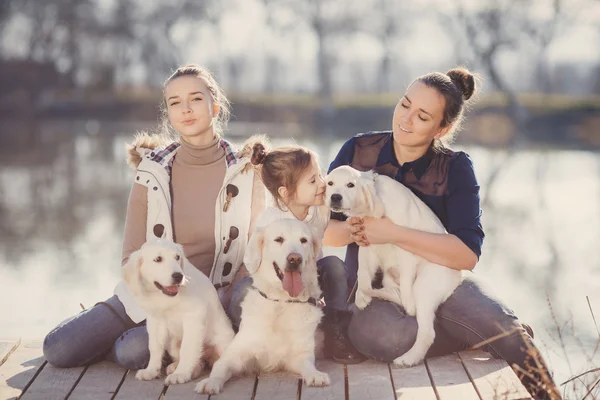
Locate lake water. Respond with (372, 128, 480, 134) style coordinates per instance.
(0, 121, 598, 397)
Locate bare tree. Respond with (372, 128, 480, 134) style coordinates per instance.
(370, 0, 407, 92)
(269, 0, 366, 105)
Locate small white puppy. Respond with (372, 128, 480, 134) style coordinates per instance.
(325, 166, 462, 367)
(195, 219, 329, 395)
(122, 239, 234, 385)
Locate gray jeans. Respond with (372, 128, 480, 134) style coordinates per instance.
(43, 256, 349, 369)
(43, 286, 248, 370)
(346, 264, 553, 397)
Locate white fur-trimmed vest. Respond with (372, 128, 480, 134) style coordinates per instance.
(114, 137, 264, 323)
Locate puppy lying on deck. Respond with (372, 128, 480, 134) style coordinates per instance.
(195, 219, 330, 395)
(122, 239, 234, 385)
(325, 166, 462, 367)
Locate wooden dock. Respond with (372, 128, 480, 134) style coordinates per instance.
(0, 339, 532, 399)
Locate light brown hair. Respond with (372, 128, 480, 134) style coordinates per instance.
(161, 64, 231, 139)
(244, 135, 317, 210)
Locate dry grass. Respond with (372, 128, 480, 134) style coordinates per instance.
(465, 295, 600, 399)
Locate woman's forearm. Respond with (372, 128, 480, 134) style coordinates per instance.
(323, 219, 354, 247)
(121, 183, 148, 266)
(389, 224, 478, 271)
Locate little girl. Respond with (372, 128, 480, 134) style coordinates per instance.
(228, 135, 365, 365)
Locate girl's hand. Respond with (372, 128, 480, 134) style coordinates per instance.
(347, 216, 369, 246)
(361, 217, 397, 245)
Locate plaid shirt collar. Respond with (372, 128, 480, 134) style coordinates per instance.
(150, 138, 238, 176)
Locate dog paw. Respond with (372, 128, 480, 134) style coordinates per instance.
(195, 378, 223, 395)
(354, 291, 372, 310)
(135, 367, 160, 381)
(165, 371, 192, 385)
(166, 361, 179, 375)
(303, 371, 330, 387)
(393, 351, 424, 368)
(402, 300, 416, 317)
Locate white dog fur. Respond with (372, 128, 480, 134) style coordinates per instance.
(325, 165, 462, 367)
(122, 239, 234, 385)
(195, 219, 330, 395)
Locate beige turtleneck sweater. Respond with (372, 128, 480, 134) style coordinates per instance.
(121, 136, 226, 277)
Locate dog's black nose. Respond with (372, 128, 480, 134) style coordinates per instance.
(286, 253, 302, 270)
(330, 193, 342, 203)
(172, 272, 184, 284)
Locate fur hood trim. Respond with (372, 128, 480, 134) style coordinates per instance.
(126, 132, 171, 169)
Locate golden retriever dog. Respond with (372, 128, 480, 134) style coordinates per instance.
(195, 219, 330, 395)
(325, 166, 462, 367)
(122, 239, 234, 385)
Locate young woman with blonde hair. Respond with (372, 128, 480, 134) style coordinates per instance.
(43, 65, 266, 370)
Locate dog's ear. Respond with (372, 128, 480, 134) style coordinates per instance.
(310, 228, 321, 262)
(174, 242, 185, 271)
(244, 227, 265, 274)
(122, 250, 143, 291)
(358, 171, 383, 217)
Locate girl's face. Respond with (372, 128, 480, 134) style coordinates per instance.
(288, 158, 326, 208)
(164, 76, 219, 143)
(391, 81, 450, 149)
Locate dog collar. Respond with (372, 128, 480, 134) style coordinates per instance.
(250, 286, 319, 307)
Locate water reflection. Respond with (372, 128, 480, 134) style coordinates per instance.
(1, 122, 599, 386)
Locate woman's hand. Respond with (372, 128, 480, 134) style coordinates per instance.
(361, 216, 398, 245)
(347, 216, 369, 246)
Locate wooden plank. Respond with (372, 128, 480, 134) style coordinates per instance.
(20, 363, 86, 400)
(0, 340, 21, 368)
(162, 371, 210, 400)
(389, 361, 437, 400)
(254, 371, 300, 399)
(67, 361, 128, 400)
(347, 360, 394, 400)
(459, 351, 532, 400)
(164, 373, 256, 400)
(0, 341, 46, 400)
(113, 370, 165, 400)
(425, 353, 479, 400)
(302, 360, 344, 400)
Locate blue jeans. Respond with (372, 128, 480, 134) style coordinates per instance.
(43, 281, 250, 369)
(227, 255, 351, 329)
(347, 273, 555, 398)
(43, 295, 149, 369)
(42, 256, 349, 370)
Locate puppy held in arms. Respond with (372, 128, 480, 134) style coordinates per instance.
(195, 219, 329, 395)
(325, 166, 462, 367)
(122, 239, 234, 385)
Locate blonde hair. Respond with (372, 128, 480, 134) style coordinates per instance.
(244, 135, 318, 210)
(160, 64, 231, 139)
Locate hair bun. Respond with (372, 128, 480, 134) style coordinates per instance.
(251, 142, 268, 165)
(446, 68, 476, 101)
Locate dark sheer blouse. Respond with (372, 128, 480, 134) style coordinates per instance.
(328, 131, 484, 259)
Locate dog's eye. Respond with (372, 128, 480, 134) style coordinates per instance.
(175, 254, 180, 261)
(300, 237, 308, 244)
(327, 181, 333, 186)
(154, 256, 163, 262)
(347, 182, 355, 188)
(274, 237, 284, 244)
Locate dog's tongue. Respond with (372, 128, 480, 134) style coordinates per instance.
(282, 271, 303, 298)
(163, 285, 179, 295)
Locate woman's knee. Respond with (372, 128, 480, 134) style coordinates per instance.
(43, 329, 82, 368)
(111, 327, 149, 370)
(347, 300, 417, 362)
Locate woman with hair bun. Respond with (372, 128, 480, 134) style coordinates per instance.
(325, 67, 559, 399)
